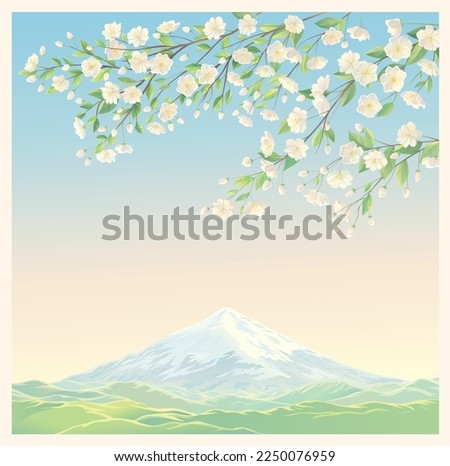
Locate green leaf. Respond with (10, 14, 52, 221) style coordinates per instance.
(358, 157, 369, 173)
(396, 161, 409, 187)
(236, 192, 250, 202)
(380, 150, 396, 179)
(89, 89, 103, 99)
(362, 193, 373, 215)
(118, 77, 137, 84)
(72, 74, 83, 87)
(213, 95, 222, 110)
(311, 130, 324, 148)
(407, 26, 423, 39)
(225, 89, 232, 105)
(234, 176, 253, 187)
(131, 102, 141, 119)
(51, 57, 62, 66)
(93, 117, 100, 132)
(240, 69, 253, 80)
(232, 12, 255, 19)
(334, 71, 353, 80)
(278, 119, 290, 135)
(301, 54, 309, 75)
(366, 46, 387, 59)
(259, 23, 279, 32)
(315, 17, 344, 29)
(185, 63, 202, 73)
(284, 157, 297, 170)
(98, 101, 117, 114)
(377, 102, 394, 117)
(348, 129, 374, 150)
(420, 141, 439, 162)
(197, 43, 211, 51)
(265, 153, 283, 162)
(426, 77, 433, 93)
(407, 44, 427, 65)
(340, 81, 356, 106)
(72, 51, 86, 58)
(255, 172, 268, 190)
(263, 88, 278, 101)
(38, 68, 55, 80)
(325, 127, 335, 142)
(159, 35, 174, 46)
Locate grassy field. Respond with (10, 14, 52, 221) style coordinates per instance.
(12, 379, 439, 434)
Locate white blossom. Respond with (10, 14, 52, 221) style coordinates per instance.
(96, 149, 116, 163)
(287, 107, 307, 133)
(285, 138, 308, 161)
(397, 122, 422, 147)
(401, 91, 426, 109)
(386, 18, 402, 37)
(380, 66, 407, 92)
(157, 20, 180, 34)
(340, 141, 363, 164)
(353, 61, 378, 86)
(52, 75, 69, 92)
(347, 26, 370, 41)
(102, 22, 121, 40)
(127, 26, 149, 46)
(267, 41, 287, 63)
(101, 81, 120, 104)
(338, 50, 360, 74)
(322, 27, 343, 45)
(212, 198, 234, 219)
(326, 170, 353, 189)
(196, 64, 218, 84)
(203, 16, 226, 40)
(417, 59, 438, 76)
(384, 36, 412, 62)
(176, 74, 198, 97)
(148, 53, 173, 75)
(307, 56, 328, 70)
(364, 150, 388, 171)
(238, 14, 257, 35)
(284, 15, 304, 34)
(417, 25, 439, 51)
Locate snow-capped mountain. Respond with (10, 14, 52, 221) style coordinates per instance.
(66, 308, 397, 393)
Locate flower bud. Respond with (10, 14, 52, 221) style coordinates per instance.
(345, 189, 355, 198)
(39, 46, 46, 56)
(98, 126, 106, 133)
(232, 109, 240, 117)
(278, 184, 286, 195)
(75, 97, 83, 105)
(179, 54, 189, 62)
(403, 187, 411, 199)
(143, 106, 152, 113)
(26, 75, 37, 83)
(194, 109, 200, 119)
(62, 64, 70, 71)
(182, 26, 190, 33)
(324, 122, 331, 131)
(354, 123, 364, 133)
(153, 32, 161, 40)
(200, 206, 209, 215)
(298, 170, 308, 178)
(111, 129, 117, 137)
(218, 177, 229, 185)
(75, 149, 86, 158)
(66, 32, 74, 40)
(368, 216, 375, 226)
(86, 45, 93, 51)
(319, 166, 328, 175)
(67, 90, 75, 100)
(218, 57, 227, 64)
(347, 225, 355, 238)
(103, 73, 110, 81)
(390, 152, 399, 160)
(239, 87, 248, 96)
(281, 95, 288, 103)
(296, 94, 306, 102)
(415, 170, 422, 182)
(296, 183, 305, 192)
(325, 144, 332, 155)
(177, 117, 184, 125)
(37, 84, 44, 93)
(55, 41, 64, 48)
(118, 67, 127, 75)
(168, 123, 175, 132)
(84, 158, 92, 166)
(242, 157, 252, 168)
(253, 91, 261, 100)
(262, 180, 272, 191)
(127, 123, 134, 133)
(378, 186, 387, 198)
(185, 98, 192, 107)
(203, 102, 210, 111)
(341, 40, 349, 49)
(218, 111, 224, 120)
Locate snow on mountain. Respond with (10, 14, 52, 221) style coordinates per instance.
(66, 308, 398, 393)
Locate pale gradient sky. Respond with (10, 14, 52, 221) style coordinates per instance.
(12, 12, 438, 383)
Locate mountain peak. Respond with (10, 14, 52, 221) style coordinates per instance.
(66, 308, 396, 393)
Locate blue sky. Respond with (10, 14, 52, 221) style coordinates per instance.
(12, 12, 439, 382)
